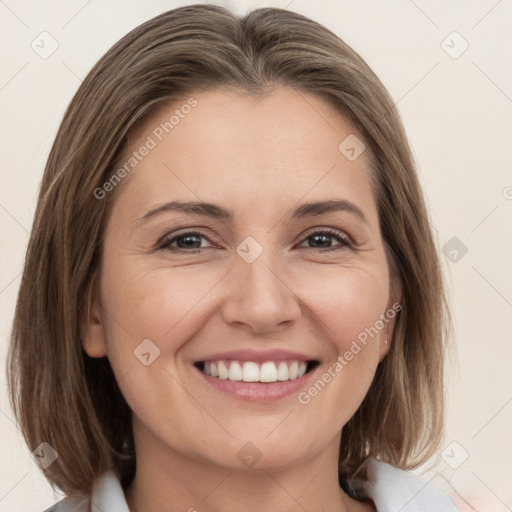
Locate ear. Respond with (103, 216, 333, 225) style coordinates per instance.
(79, 288, 108, 358)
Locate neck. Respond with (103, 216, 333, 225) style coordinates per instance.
(123, 422, 373, 512)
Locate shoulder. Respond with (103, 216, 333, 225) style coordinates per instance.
(42, 495, 89, 512)
(360, 458, 459, 511)
(42, 470, 128, 512)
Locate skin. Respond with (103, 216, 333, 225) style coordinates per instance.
(81, 86, 401, 512)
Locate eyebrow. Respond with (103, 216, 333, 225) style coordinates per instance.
(134, 199, 369, 227)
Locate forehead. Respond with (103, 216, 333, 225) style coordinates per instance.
(112, 86, 376, 224)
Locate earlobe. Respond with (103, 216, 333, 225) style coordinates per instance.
(80, 297, 108, 358)
(379, 335, 391, 362)
(379, 300, 401, 362)
(380, 279, 402, 362)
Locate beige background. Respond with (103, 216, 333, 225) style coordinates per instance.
(1, 1, 511, 511)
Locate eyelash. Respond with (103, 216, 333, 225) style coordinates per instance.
(158, 228, 354, 253)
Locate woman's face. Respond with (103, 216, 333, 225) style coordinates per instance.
(82, 86, 400, 472)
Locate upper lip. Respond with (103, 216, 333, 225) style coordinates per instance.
(196, 348, 318, 364)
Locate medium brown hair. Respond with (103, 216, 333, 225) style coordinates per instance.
(7, 3, 452, 500)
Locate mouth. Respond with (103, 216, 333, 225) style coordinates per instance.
(194, 359, 320, 383)
(192, 349, 321, 401)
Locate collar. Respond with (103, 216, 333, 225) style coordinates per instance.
(358, 458, 458, 511)
(46, 457, 457, 511)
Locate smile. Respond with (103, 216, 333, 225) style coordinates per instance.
(195, 359, 319, 383)
(193, 349, 321, 401)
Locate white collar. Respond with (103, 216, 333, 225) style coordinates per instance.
(357, 458, 457, 511)
(45, 457, 457, 511)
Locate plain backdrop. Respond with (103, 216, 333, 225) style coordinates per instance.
(1, 1, 511, 511)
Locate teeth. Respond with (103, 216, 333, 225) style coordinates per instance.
(289, 361, 298, 379)
(229, 361, 243, 381)
(218, 361, 229, 380)
(260, 362, 277, 382)
(243, 362, 260, 382)
(277, 361, 288, 381)
(200, 360, 311, 382)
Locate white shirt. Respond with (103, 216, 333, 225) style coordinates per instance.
(43, 458, 458, 511)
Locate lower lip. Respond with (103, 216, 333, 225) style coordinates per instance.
(196, 365, 318, 401)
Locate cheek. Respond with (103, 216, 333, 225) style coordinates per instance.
(293, 266, 388, 428)
(98, 253, 225, 367)
(296, 264, 389, 351)
(96, 258, 220, 449)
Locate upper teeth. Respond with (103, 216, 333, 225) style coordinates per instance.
(203, 360, 308, 382)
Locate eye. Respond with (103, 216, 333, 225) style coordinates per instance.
(159, 231, 215, 252)
(298, 228, 353, 251)
(158, 228, 353, 254)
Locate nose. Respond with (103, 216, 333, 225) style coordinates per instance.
(220, 245, 302, 334)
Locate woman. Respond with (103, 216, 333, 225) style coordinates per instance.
(7, 4, 457, 511)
